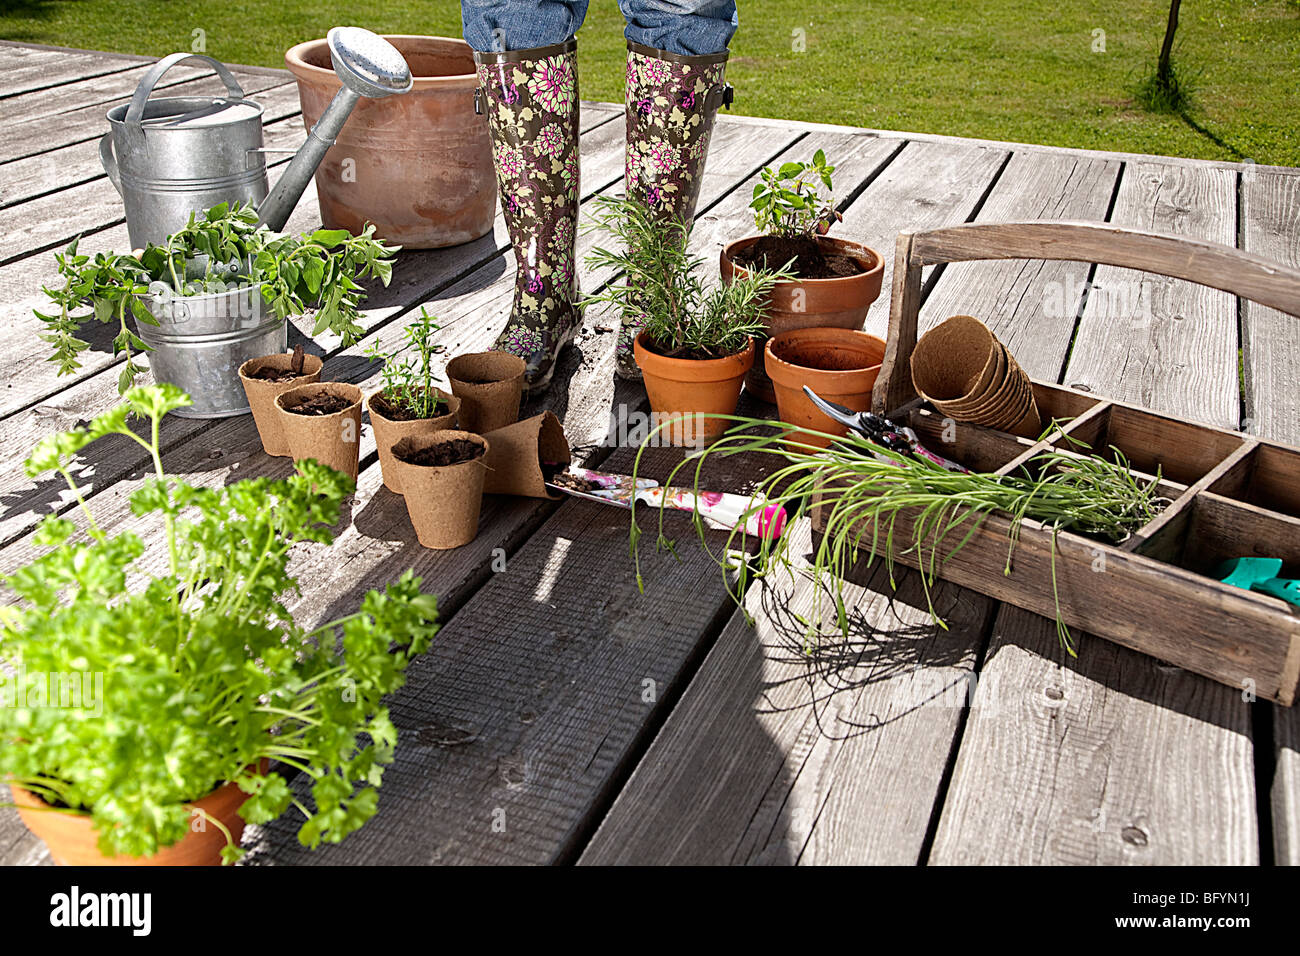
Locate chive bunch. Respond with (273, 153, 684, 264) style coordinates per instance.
(630, 418, 1167, 656)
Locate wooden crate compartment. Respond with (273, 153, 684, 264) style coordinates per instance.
(1040, 402, 1246, 487)
(1174, 492, 1300, 580)
(1207, 442, 1300, 520)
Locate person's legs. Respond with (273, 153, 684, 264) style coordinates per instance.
(617, 0, 737, 56)
(461, 0, 589, 52)
(466, 0, 586, 393)
(614, 0, 737, 378)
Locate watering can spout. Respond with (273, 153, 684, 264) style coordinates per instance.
(257, 27, 413, 232)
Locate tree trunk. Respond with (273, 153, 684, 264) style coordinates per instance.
(1157, 0, 1181, 82)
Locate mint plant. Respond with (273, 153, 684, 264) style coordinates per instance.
(0, 384, 438, 863)
(37, 202, 396, 394)
(749, 149, 843, 239)
(365, 307, 448, 419)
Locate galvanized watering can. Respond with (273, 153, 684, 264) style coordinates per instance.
(97, 29, 412, 417)
(101, 30, 413, 247)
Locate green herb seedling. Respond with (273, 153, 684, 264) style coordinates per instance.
(582, 195, 795, 359)
(365, 308, 448, 420)
(749, 149, 842, 239)
(38, 202, 397, 394)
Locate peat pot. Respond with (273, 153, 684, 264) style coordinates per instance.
(285, 35, 495, 248)
(138, 282, 286, 418)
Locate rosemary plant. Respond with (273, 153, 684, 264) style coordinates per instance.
(629, 419, 1167, 655)
(582, 195, 794, 359)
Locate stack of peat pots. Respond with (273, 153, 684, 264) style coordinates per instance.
(909, 315, 1042, 439)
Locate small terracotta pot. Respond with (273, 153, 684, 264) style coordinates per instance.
(239, 352, 325, 456)
(274, 381, 365, 481)
(446, 351, 526, 434)
(284, 35, 495, 249)
(11, 764, 265, 866)
(367, 387, 461, 494)
(721, 235, 884, 403)
(765, 327, 887, 449)
(388, 430, 489, 549)
(481, 411, 571, 498)
(633, 333, 754, 448)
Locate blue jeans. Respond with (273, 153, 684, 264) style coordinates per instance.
(462, 0, 737, 57)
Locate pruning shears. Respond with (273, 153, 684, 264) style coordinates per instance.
(801, 386, 971, 474)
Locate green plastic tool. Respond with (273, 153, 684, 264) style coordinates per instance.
(1215, 557, 1300, 609)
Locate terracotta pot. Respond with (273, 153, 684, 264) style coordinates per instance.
(367, 387, 461, 494)
(765, 328, 887, 449)
(388, 431, 489, 549)
(480, 411, 571, 498)
(721, 235, 884, 403)
(239, 351, 325, 456)
(285, 35, 495, 249)
(274, 382, 364, 481)
(11, 764, 264, 866)
(446, 351, 526, 434)
(633, 332, 754, 448)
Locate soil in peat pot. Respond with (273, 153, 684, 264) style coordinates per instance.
(396, 439, 486, 468)
(248, 345, 312, 382)
(371, 393, 448, 422)
(732, 235, 867, 280)
(284, 393, 355, 416)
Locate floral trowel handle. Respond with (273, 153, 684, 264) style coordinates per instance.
(546, 466, 788, 540)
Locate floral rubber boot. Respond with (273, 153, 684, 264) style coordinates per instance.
(474, 40, 581, 396)
(616, 41, 733, 381)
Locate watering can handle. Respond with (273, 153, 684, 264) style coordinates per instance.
(124, 53, 247, 128)
(99, 132, 122, 197)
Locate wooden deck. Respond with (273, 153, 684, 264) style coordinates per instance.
(1, 40, 1298, 866)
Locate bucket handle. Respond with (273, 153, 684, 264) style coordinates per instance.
(99, 132, 122, 197)
(124, 53, 247, 131)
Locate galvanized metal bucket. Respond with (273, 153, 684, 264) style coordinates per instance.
(101, 54, 270, 249)
(137, 282, 285, 418)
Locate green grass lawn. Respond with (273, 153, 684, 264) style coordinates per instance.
(4, 0, 1297, 166)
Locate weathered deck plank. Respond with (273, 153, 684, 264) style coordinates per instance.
(582, 149, 1122, 864)
(0, 46, 138, 99)
(930, 160, 1258, 865)
(1239, 167, 1300, 865)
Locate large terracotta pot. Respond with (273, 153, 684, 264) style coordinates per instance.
(11, 767, 262, 866)
(765, 327, 886, 449)
(633, 332, 754, 448)
(285, 35, 495, 249)
(721, 235, 884, 403)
